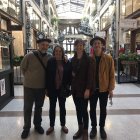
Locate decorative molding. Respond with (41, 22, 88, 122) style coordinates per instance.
(0, 31, 15, 44)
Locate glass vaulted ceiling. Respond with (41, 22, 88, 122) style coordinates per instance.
(55, 0, 85, 19)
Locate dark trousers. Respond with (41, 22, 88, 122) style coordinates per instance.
(49, 89, 66, 127)
(23, 87, 45, 130)
(73, 96, 89, 129)
(90, 90, 108, 128)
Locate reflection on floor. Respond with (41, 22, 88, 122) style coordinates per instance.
(0, 83, 140, 140)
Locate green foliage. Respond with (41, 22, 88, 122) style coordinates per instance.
(119, 52, 140, 61)
(13, 56, 24, 66)
(51, 17, 59, 26)
(44, 10, 49, 18)
(91, 9, 97, 17)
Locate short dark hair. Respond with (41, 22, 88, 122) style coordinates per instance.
(53, 45, 65, 60)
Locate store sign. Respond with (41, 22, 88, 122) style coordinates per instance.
(120, 19, 137, 29)
(0, 79, 6, 96)
(94, 31, 106, 38)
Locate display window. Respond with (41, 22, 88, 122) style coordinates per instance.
(0, 0, 21, 20)
(120, 0, 140, 17)
(0, 44, 10, 72)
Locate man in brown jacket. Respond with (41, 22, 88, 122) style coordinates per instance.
(21, 37, 51, 139)
(89, 36, 115, 139)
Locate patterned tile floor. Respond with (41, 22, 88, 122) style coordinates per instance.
(0, 83, 140, 140)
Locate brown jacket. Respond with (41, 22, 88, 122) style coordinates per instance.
(21, 51, 48, 89)
(71, 52, 94, 97)
(92, 53, 115, 93)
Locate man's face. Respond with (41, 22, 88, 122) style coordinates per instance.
(38, 41, 49, 51)
(92, 40, 103, 54)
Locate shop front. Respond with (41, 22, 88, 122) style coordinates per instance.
(120, 0, 140, 52)
(0, 0, 23, 109)
(0, 31, 14, 109)
(100, 8, 113, 55)
(115, 0, 140, 83)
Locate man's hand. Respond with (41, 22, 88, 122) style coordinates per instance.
(109, 90, 113, 98)
(84, 89, 90, 99)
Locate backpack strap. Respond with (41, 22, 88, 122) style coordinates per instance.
(33, 51, 46, 70)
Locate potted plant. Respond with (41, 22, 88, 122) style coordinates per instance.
(119, 52, 139, 64)
(51, 17, 59, 26)
(13, 56, 24, 66)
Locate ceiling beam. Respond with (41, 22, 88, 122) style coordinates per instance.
(70, 1, 84, 7)
(56, 1, 70, 8)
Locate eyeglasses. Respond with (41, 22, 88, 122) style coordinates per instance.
(109, 97, 113, 106)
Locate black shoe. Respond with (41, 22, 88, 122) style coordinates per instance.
(21, 130, 29, 139)
(90, 127, 97, 139)
(35, 126, 44, 134)
(73, 129, 83, 139)
(100, 127, 107, 139)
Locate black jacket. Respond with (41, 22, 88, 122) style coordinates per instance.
(46, 57, 72, 97)
(71, 51, 94, 97)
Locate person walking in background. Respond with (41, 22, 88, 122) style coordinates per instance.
(20, 37, 51, 139)
(89, 36, 115, 139)
(46, 45, 71, 135)
(71, 39, 93, 140)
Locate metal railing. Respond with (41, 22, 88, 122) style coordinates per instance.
(117, 59, 138, 83)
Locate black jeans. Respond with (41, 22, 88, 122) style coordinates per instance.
(49, 89, 66, 127)
(90, 90, 108, 128)
(73, 96, 89, 129)
(23, 87, 45, 130)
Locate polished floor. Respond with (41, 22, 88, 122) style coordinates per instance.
(0, 83, 140, 140)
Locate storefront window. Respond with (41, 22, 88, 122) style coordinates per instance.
(121, 0, 126, 16)
(136, 33, 140, 53)
(35, 0, 40, 7)
(30, 29, 37, 49)
(0, 0, 21, 21)
(136, 33, 140, 42)
(1, 19, 7, 30)
(100, 9, 110, 30)
(126, 0, 133, 16)
(8, 0, 16, 17)
(15, 0, 21, 20)
(42, 22, 48, 33)
(122, 31, 131, 44)
(121, 0, 140, 17)
(0, 43, 10, 72)
(27, 8, 41, 30)
(0, 0, 8, 12)
(35, 14, 40, 30)
(133, 0, 140, 12)
(101, 0, 105, 5)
